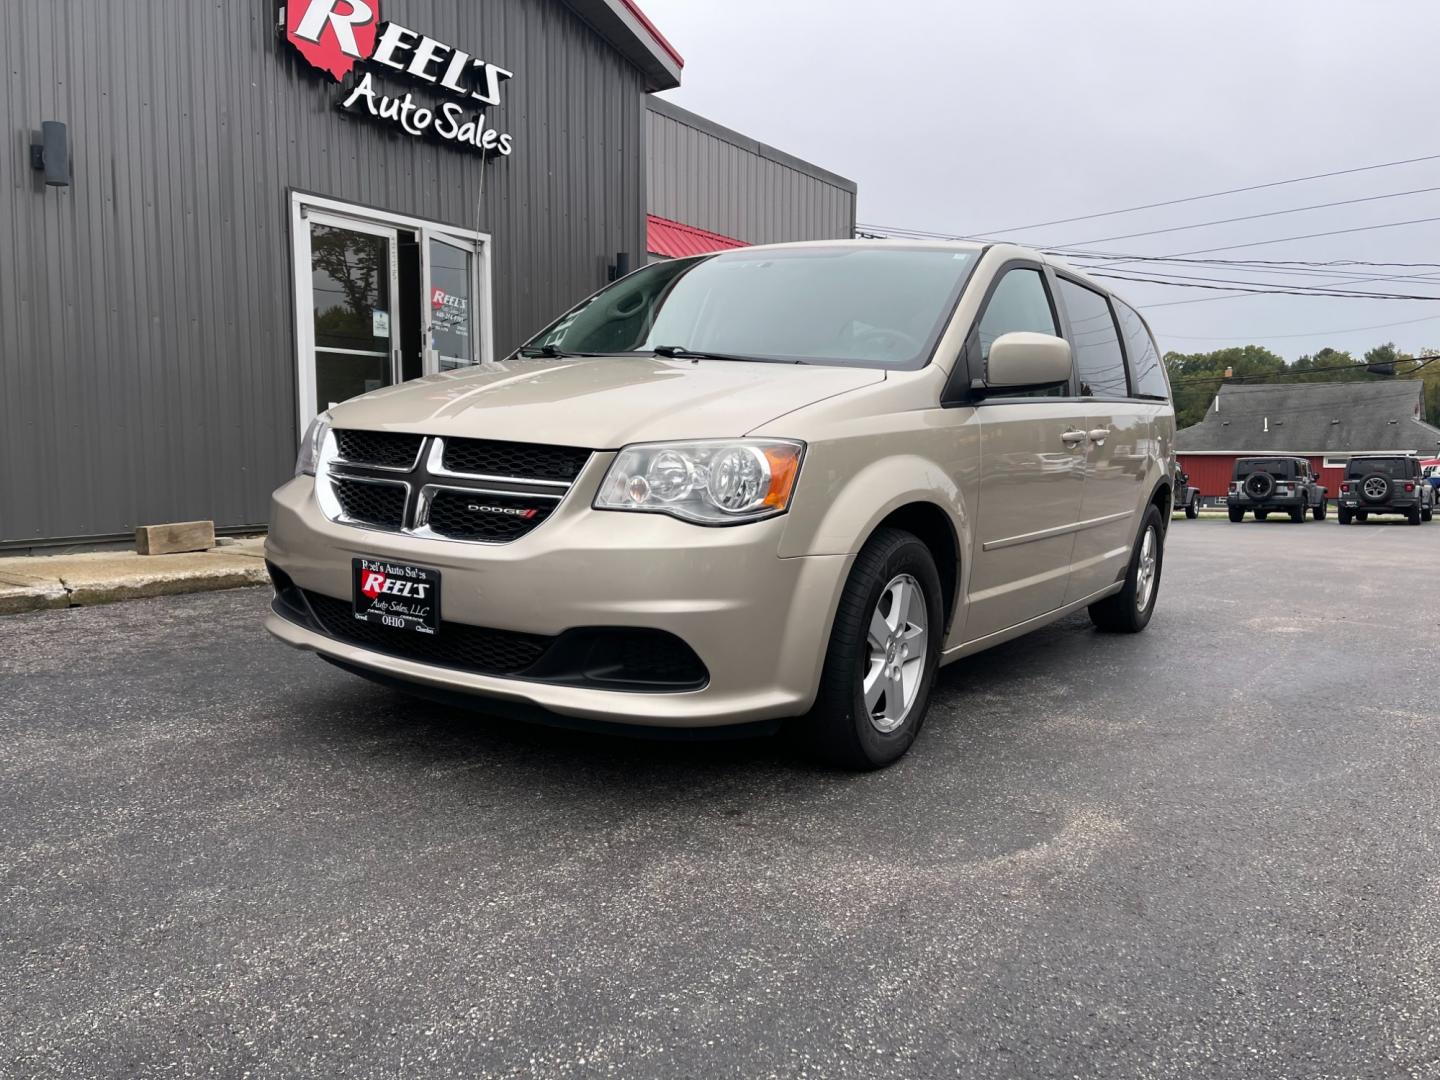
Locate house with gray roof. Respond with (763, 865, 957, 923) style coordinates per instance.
(1175, 380, 1440, 497)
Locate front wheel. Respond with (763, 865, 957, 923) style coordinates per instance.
(1314, 501, 1327, 521)
(1338, 506, 1352, 525)
(1089, 505, 1164, 634)
(1356, 512, 1369, 522)
(1423, 507, 1433, 522)
(1256, 510, 1270, 521)
(800, 527, 943, 770)
(1290, 504, 1306, 523)
(1228, 507, 1244, 523)
(1185, 501, 1199, 520)
(1409, 505, 1423, 525)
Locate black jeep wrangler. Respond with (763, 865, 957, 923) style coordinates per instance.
(1172, 462, 1200, 519)
(1227, 456, 1327, 523)
(1337, 455, 1435, 525)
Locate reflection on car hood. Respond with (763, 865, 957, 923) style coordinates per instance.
(325, 356, 885, 447)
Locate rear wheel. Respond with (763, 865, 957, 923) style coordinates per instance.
(1228, 507, 1244, 523)
(800, 527, 942, 770)
(1089, 505, 1164, 634)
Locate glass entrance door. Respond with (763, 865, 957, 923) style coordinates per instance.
(300, 214, 400, 417)
(425, 235, 479, 372)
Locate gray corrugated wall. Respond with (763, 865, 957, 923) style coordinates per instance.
(646, 103, 855, 245)
(0, 0, 646, 545)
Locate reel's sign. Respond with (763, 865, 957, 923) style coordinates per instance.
(285, 0, 515, 156)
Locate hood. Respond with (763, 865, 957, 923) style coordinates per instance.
(325, 356, 885, 447)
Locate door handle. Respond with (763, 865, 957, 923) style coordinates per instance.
(1087, 428, 1110, 446)
(1060, 429, 1087, 448)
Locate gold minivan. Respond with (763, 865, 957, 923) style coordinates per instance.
(266, 241, 1175, 768)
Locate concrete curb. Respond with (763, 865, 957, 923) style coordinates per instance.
(0, 537, 268, 616)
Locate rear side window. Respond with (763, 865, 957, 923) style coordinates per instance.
(976, 268, 1066, 398)
(1056, 278, 1128, 398)
(1114, 299, 1169, 399)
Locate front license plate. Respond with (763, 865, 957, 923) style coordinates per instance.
(352, 558, 441, 635)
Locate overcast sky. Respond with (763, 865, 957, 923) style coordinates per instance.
(642, 0, 1440, 361)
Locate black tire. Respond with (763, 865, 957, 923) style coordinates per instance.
(1356, 512, 1369, 522)
(800, 527, 943, 770)
(1338, 507, 1352, 525)
(1228, 507, 1244, 523)
(1423, 507, 1433, 522)
(1314, 501, 1327, 521)
(1408, 505, 1422, 525)
(1089, 504, 1164, 634)
(1256, 510, 1270, 521)
(1185, 502, 1199, 519)
(1359, 473, 1392, 505)
(1290, 504, 1306, 523)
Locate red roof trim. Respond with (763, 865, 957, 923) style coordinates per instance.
(647, 214, 747, 259)
(619, 0, 685, 69)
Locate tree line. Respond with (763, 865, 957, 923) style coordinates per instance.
(1164, 343, 1440, 430)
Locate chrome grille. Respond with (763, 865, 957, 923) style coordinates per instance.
(319, 433, 587, 544)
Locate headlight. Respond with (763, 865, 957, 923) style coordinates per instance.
(295, 412, 332, 477)
(595, 439, 804, 525)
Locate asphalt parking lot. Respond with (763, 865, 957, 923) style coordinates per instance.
(3, 519, 1438, 1079)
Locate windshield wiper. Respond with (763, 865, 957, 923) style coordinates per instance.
(652, 344, 803, 365)
(518, 344, 628, 359)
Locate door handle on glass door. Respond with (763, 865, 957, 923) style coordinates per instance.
(1061, 429, 1087, 448)
(1087, 428, 1110, 446)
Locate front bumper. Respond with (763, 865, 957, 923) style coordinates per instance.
(264, 476, 853, 727)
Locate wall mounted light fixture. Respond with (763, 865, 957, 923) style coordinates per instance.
(30, 120, 70, 187)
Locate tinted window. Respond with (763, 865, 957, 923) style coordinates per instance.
(976, 268, 1065, 398)
(1347, 458, 1413, 479)
(1236, 458, 1298, 479)
(1114, 299, 1168, 399)
(1056, 279, 1128, 398)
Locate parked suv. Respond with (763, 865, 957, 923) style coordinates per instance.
(266, 242, 1176, 768)
(1172, 462, 1200, 519)
(1227, 457, 1327, 522)
(1338, 455, 1434, 525)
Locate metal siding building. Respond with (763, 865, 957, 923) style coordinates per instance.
(645, 98, 856, 249)
(1, 0, 852, 550)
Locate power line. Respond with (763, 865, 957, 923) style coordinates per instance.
(1051, 185, 1440, 249)
(1092, 268, 1440, 301)
(960, 151, 1440, 235)
(1163, 313, 1440, 342)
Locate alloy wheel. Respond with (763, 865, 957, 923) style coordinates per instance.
(864, 573, 928, 734)
(1135, 526, 1158, 613)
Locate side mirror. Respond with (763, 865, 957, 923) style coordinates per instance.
(985, 332, 1072, 391)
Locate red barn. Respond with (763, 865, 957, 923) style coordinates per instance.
(1176, 381, 1440, 499)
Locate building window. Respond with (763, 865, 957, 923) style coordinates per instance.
(1323, 456, 1350, 469)
(1056, 278, 1128, 399)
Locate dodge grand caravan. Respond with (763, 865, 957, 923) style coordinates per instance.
(267, 242, 1176, 768)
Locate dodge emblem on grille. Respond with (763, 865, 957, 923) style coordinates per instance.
(468, 504, 539, 519)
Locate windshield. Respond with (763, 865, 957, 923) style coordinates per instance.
(1348, 458, 1412, 479)
(1235, 458, 1297, 478)
(518, 246, 981, 369)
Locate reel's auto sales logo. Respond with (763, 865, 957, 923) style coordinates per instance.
(284, 0, 515, 155)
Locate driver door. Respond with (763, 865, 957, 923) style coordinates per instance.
(962, 265, 1089, 643)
